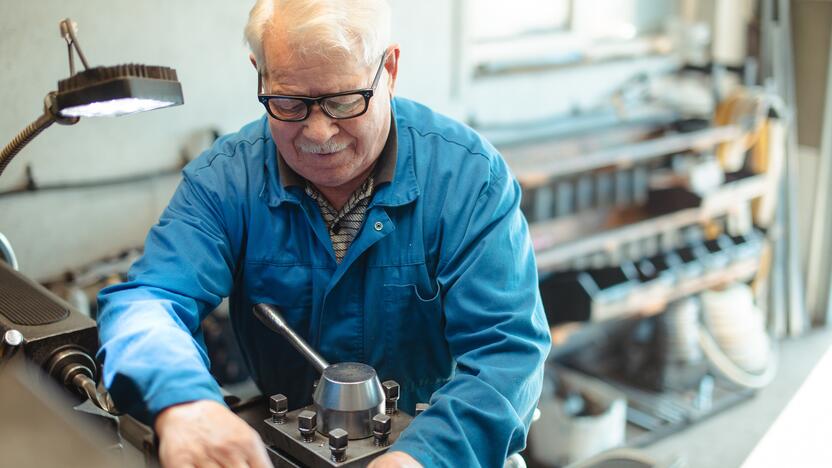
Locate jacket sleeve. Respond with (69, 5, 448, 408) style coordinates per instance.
(391, 155, 552, 467)
(96, 168, 236, 424)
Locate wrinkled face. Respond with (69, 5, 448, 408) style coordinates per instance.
(259, 32, 398, 193)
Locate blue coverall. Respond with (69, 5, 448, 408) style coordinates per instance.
(97, 97, 551, 467)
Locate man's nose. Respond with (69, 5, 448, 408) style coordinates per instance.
(302, 105, 339, 143)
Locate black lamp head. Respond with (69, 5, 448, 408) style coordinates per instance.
(55, 64, 184, 118)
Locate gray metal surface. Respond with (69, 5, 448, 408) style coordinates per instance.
(263, 406, 413, 467)
(313, 363, 385, 439)
(254, 304, 387, 439)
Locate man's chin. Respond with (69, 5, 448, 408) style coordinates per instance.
(301, 169, 352, 189)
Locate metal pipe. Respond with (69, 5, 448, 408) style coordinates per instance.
(0, 232, 18, 270)
(253, 303, 330, 374)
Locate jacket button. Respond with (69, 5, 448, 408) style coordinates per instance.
(374, 221, 384, 231)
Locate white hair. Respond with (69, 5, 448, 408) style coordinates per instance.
(244, 0, 391, 72)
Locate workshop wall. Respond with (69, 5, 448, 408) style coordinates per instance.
(0, 0, 456, 280)
(1, 0, 776, 283)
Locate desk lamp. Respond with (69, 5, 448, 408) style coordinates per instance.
(0, 18, 184, 178)
(0, 18, 183, 415)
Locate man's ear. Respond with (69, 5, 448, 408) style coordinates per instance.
(385, 45, 401, 97)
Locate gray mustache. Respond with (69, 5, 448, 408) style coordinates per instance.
(296, 141, 348, 154)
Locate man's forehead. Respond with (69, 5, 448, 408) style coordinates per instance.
(261, 23, 369, 74)
(265, 56, 364, 83)
(263, 54, 374, 95)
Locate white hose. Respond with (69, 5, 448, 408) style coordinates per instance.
(698, 323, 778, 389)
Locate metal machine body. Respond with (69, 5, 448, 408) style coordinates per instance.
(0, 261, 99, 391)
(312, 362, 385, 438)
(253, 303, 423, 466)
(0, 274, 424, 467)
(263, 402, 413, 467)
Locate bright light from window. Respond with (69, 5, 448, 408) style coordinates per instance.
(470, 0, 571, 41)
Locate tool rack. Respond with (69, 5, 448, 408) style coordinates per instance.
(498, 116, 775, 449)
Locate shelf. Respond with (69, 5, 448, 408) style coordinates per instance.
(532, 174, 770, 272)
(503, 125, 743, 188)
(590, 256, 760, 322)
(617, 375, 756, 449)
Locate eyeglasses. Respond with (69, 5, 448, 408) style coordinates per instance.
(258, 51, 388, 122)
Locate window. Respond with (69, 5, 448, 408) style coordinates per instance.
(470, 0, 571, 42)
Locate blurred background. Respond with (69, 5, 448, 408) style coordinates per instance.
(1, 0, 832, 467)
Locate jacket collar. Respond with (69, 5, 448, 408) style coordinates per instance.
(260, 98, 419, 208)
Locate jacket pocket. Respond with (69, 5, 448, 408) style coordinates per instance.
(382, 280, 452, 386)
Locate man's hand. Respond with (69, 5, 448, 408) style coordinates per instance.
(368, 451, 423, 468)
(155, 399, 273, 468)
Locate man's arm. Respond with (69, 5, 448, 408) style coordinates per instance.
(97, 171, 234, 421)
(97, 165, 272, 467)
(391, 155, 551, 467)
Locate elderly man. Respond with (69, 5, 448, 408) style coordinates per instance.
(96, 0, 550, 466)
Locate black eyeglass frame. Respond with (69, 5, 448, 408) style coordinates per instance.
(257, 51, 389, 122)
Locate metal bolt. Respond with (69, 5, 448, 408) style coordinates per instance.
(3, 330, 23, 346)
(297, 409, 317, 443)
(269, 394, 288, 424)
(415, 403, 429, 416)
(374, 221, 384, 231)
(372, 413, 392, 447)
(382, 380, 400, 414)
(0, 329, 23, 361)
(328, 428, 348, 462)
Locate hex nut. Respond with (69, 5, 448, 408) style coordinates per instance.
(329, 428, 349, 449)
(381, 380, 400, 400)
(298, 410, 317, 430)
(269, 394, 288, 413)
(329, 428, 349, 462)
(372, 413, 392, 434)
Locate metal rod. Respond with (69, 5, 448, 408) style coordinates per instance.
(775, 0, 808, 335)
(805, 22, 832, 327)
(59, 19, 90, 71)
(66, 43, 75, 76)
(253, 303, 330, 374)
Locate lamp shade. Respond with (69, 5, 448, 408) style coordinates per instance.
(55, 64, 184, 118)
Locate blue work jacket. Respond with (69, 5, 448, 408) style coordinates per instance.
(97, 97, 551, 467)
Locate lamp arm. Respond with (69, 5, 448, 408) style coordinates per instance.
(0, 93, 79, 179)
(0, 112, 56, 178)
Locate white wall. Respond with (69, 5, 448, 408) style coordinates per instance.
(0, 1, 257, 279)
(1, 0, 679, 281)
(0, 0, 456, 280)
